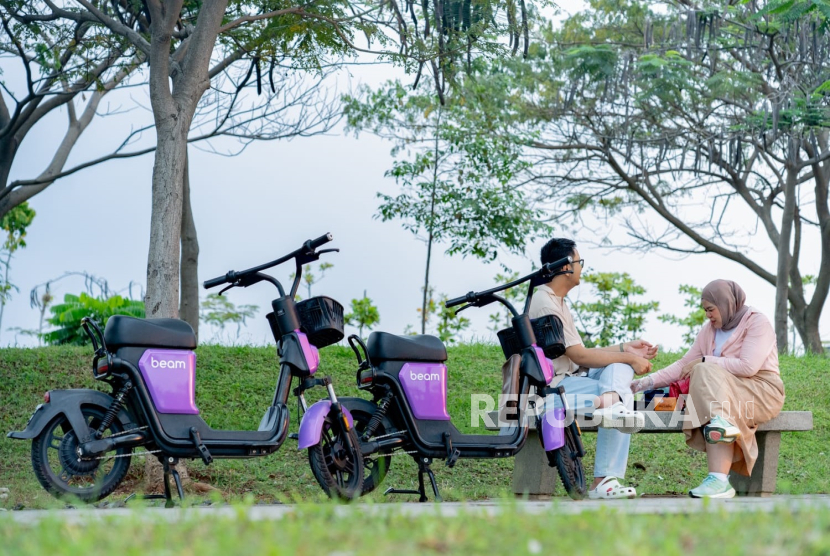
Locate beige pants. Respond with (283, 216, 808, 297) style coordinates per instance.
(683, 363, 785, 476)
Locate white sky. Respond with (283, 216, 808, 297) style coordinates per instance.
(1, 3, 828, 353)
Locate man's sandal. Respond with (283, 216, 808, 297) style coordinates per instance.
(588, 477, 637, 499)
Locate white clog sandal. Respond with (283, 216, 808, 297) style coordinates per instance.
(592, 402, 645, 434)
(588, 476, 637, 499)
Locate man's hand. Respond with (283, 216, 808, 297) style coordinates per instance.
(625, 339, 659, 360)
(679, 357, 704, 379)
(631, 356, 653, 376)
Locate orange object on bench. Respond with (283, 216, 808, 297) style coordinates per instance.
(653, 397, 677, 411)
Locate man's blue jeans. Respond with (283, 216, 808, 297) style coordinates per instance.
(547, 363, 636, 479)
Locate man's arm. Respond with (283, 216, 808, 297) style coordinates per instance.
(596, 340, 658, 359)
(565, 344, 652, 375)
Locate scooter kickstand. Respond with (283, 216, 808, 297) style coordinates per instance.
(161, 457, 185, 508)
(383, 457, 442, 503)
(422, 462, 442, 503)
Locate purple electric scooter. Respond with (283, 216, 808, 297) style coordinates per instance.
(8, 234, 363, 504)
(341, 258, 587, 501)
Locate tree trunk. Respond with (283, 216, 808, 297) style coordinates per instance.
(179, 152, 200, 341)
(774, 160, 798, 354)
(144, 119, 189, 318)
(141, 0, 228, 495)
(421, 234, 433, 335)
(791, 309, 824, 355)
(421, 110, 441, 335)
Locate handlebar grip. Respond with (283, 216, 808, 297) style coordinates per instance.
(307, 233, 333, 250)
(542, 256, 574, 273)
(203, 275, 228, 289)
(445, 291, 475, 308)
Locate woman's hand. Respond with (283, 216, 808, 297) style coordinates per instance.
(679, 357, 704, 379)
(630, 356, 653, 376)
(625, 339, 659, 360)
(630, 375, 654, 394)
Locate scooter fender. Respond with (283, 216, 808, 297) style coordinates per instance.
(297, 400, 354, 450)
(540, 407, 566, 451)
(6, 389, 133, 442)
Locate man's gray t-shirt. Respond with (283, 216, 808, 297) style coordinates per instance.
(528, 284, 583, 385)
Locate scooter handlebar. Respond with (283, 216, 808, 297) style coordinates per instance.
(306, 233, 333, 250)
(203, 274, 230, 289)
(445, 292, 475, 309)
(444, 256, 574, 309)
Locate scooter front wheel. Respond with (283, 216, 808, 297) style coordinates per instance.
(548, 425, 587, 500)
(349, 408, 392, 495)
(308, 417, 364, 500)
(31, 406, 132, 502)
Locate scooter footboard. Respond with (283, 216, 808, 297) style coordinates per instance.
(539, 407, 566, 451)
(297, 400, 354, 449)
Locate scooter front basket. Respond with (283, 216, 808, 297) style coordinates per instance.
(296, 296, 345, 348)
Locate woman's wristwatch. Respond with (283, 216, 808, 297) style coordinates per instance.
(619, 342, 625, 353)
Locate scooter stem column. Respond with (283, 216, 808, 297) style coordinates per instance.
(326, 383, 338, 403)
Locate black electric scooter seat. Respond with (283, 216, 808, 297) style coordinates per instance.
(105, 315, 197, 350)
(367, 332, 448, 363)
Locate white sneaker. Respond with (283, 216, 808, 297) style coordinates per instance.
(592, 402, 645, 434)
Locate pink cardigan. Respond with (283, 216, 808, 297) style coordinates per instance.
(650, 307, 779, 389)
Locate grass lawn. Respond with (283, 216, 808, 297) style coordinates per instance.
(0, 344, 827, 509)
(3, 504, 830, 555)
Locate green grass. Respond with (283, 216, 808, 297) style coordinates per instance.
(0, 345, 827, 509)
(3, 503, 830, 555)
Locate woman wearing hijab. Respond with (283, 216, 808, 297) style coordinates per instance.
(631, 280, 785, 498)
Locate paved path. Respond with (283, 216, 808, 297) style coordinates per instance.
(4, 495, 830, 525)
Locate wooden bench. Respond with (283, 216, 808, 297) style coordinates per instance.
(485, 410, 813, 497)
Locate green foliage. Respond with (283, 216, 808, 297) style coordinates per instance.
(200, 294, 258, 338)
(658, 284, 706, 346)
(344, 293, 380, 338)
(290, 262, 334, 300)
(416, 286, 438, 331)
(0, 202, 36, 311)
(571, 272, 659, 347)
(407, 288, 470, 343)
(42, 293, 144, 346)
(6, 501, 830, 553)
(0, 346, 826, 510)
(1, 202, 35, 253)
(436, 295, 471, 345)
(344, 81, 549, 262)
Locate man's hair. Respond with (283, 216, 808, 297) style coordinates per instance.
(540, 238, 576, 266)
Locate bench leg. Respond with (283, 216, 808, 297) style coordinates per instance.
(729, 431, 780, 497)
(513, 428, 557, 497)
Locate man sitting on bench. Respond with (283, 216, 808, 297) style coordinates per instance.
(530, 238, 655, 499)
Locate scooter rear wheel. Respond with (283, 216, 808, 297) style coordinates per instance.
(308, 416, 364, 500)
(31, 406, 132, 503)
(548, 425, 587, 500)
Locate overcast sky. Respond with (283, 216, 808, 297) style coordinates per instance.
(2, 6, 828, 354)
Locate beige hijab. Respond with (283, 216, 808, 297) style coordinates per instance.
(702, 280, 749, 330)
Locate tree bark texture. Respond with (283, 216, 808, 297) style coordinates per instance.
(774, 161, 798, 354)
(144, 0, 228, 319)
(179, 152, 200, 341)
(141, 0, 228, 490)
